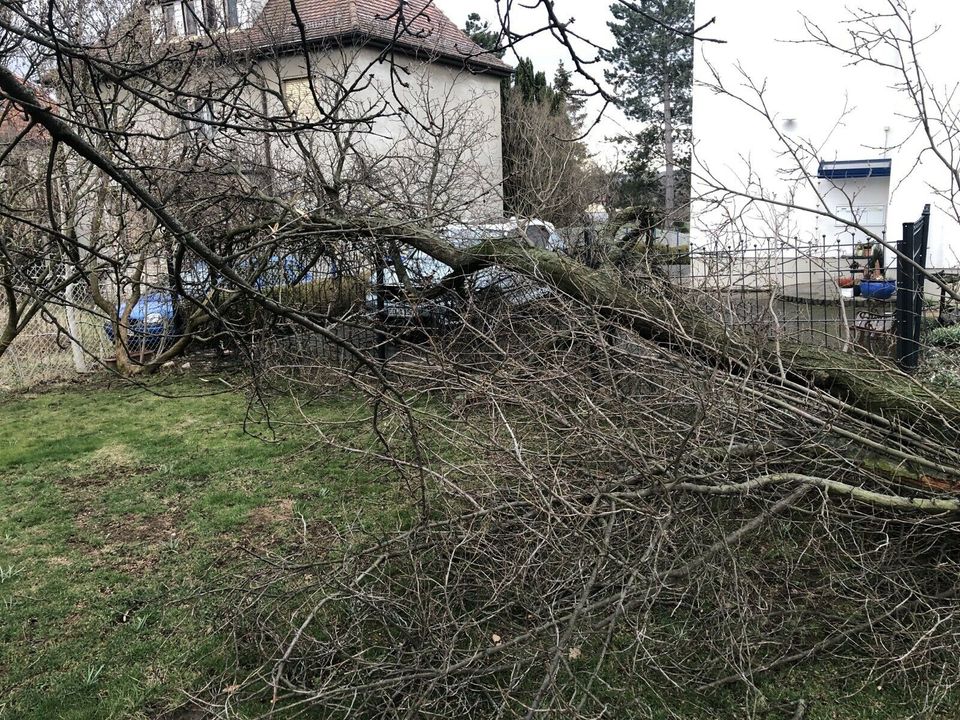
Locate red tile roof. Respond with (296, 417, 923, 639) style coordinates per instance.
(0, 82, 53, 145)
(247, 0, 511, 76)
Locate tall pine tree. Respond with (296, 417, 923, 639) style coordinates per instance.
(464, 12, 501, 55)
(604, 1, 693, 228)
(552, 61, 586, 130)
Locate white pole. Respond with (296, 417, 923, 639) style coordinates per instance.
(64, 281, 87, 373)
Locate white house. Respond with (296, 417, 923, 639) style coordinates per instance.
(691, 0, 960, 270)
(815, 158, 892, 268)
(138, 0, 511, 222)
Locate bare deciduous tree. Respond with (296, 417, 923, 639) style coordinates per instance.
(2, 2, 960, 718)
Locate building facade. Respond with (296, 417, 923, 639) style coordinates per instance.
(138, 0, 510, 222)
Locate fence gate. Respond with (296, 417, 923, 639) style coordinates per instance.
(896, 204, 930, 372)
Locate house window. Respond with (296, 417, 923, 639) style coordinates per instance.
(199, 0, 240, 30)
(201, 0, 219, 28)
(183, 1, 198, 34)
(163, 2, 180, 37)
(225, 0, 240, 28)
(154, 1, 200, 38)
(185, 99, 217, 140)
(154, 0, 247, 38)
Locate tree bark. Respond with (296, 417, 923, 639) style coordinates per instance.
(0, 267, 18, 362)
(663, 76, 675, 229)
(359, 219, 960, 436)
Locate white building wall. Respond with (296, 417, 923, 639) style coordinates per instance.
(816, 174, 892, 254)
(258, 45, 505, 223)
(124, 38, 505, 225)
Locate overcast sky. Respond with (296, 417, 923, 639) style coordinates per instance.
(433, 1, 960, 265)
(692, 0, 960, 264)
(434, 0, 636, 166)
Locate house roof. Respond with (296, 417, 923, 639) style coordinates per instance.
(0, 81, 53, 146)
(245, 0, 511, 76)
(818, 159, 893, 180)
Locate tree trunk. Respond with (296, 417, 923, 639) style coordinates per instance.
(663, 77, 675, 230)
(0, 266, 19, 364)
(375, 222, 960, 436)
(0, 326, 14, 362)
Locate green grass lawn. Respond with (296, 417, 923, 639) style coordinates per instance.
(1, 377, 957, 720)
(0, 375, 397, 719)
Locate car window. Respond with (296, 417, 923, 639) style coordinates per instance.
(377, 249, 453, 287)
(525, 225, 551, 249)
(477, 228, 508, 241)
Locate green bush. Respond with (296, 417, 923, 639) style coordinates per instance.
(219, 276, 367, 331)
(650, 243, 691, 266)
(267, 276, 366, 314)
(928, 324, 960, 348)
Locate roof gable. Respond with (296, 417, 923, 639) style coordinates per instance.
(248, 0, 511, 75)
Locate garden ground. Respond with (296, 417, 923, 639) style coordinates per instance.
(0, 375, 954, 719)
(0, 374, 398, 719)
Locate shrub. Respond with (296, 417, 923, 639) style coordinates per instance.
(268, 276, 366, 314)
(650, 243, 691, 266)
(928, 324, 960, 349)
(219, 276, 367, 332)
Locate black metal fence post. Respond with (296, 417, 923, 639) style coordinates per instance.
(896, 204, 930, 372)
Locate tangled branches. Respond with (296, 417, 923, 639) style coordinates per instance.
(218, 274, 960, 718)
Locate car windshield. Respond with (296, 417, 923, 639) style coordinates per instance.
(126, 294, 174, 321)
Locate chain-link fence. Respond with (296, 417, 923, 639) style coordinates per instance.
(0, 269, 370, 390)
(0, 285, 110, 390)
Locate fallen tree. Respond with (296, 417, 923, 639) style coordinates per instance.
(231, 272, 960, 717)
(5, 40, 958, 432)
(5, 59, 957, 477)
(5, 7, 960, 716)
(288, 214, 960, 440)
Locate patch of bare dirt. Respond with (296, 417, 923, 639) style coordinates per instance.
(247, 498, 295, 530)
(57, 444, 158, 493)
(243, 499, 337, 555)
(70, 509, 185, 575)
(243, 498, 296, 551)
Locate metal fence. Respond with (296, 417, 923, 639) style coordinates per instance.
(0, 267, 372, 390)
(4, 215, 957, 389)
(677, 244, 871, 350)
(0, 287, 110, 390)
(676, 206, 957, 365)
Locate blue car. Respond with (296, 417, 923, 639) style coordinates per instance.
(104, 293, 180, 352)
(105, 254, 337, 352)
